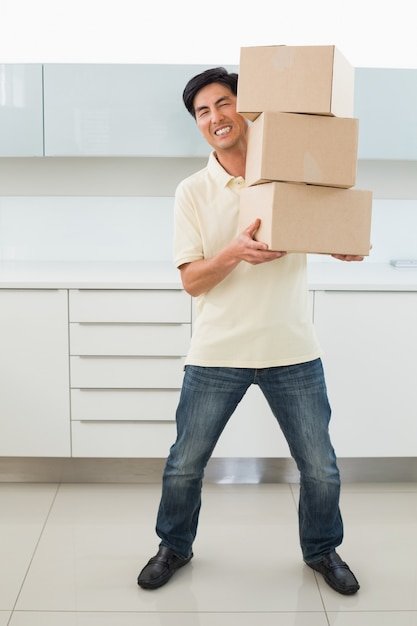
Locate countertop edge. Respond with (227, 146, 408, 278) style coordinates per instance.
(0, 261, 417, 291)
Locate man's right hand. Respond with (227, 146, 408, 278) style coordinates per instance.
(235, 219, 287, 265)
(179, 219, 286, 297)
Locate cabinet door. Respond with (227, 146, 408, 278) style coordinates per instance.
(314, 290, 417, 456)
(43, 64, 234, 156)
(355, 68, 417, 159)
(0, 290, 70, 456)
(0, 64, 44, 156)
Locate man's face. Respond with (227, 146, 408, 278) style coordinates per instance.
(193, 82, 248, 152)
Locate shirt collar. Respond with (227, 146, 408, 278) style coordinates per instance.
(207, 151, 245, 188)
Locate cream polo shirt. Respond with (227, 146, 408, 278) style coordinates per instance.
(174, 151, 322, 368)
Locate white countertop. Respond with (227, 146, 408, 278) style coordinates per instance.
(0, 261, 183, 289)
(0, 260, 417, 291)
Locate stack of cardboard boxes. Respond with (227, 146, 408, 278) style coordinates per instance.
(237, 45, 372, 256)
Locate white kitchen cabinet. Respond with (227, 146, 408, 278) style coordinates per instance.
(69, 288, 190, 322)
(313, 290, 417, 456)
(43, 64, 234, 157)
(355, 68, 417, 160)
(71, 388, 180, 422)
(68, 289, 312, 458)
(70, 420, 176, 458)
(7, 283, 417, 460)
(70, 323, 190, 356)
(0, 64, 44, 156)
(0, 290, 70, 456)
(69, 289, 191, 457)
(70, 356, 185, 389)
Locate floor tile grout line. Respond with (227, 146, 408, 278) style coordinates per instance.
(288, 481, 336, 626)
(288, 482, 299, 512)
(7, 482, 62, 623)
(316, 576, 332, 626)
(6, 608, 333, 616)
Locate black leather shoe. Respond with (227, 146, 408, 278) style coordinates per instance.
(306, 551, 360, 595)
(137, 546, 193, 590)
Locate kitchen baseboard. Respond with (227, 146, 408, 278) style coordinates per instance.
(0, 457, 417, 484)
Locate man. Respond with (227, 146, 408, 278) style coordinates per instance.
(137, 67, 363, 595)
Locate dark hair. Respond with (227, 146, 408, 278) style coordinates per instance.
(183, 67, 238, 118)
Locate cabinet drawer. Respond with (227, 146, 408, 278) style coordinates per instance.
(71, 420, 177, 457)
(71, 388, 178, 421)
(69, 289, 191, 323)
(70, 356, 185, 388)
(70, 323, 190, 356)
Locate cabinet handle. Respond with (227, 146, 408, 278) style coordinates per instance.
(78, 419, 175, 424)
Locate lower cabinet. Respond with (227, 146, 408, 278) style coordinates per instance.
(70, 388, 179, 456)
(0, 289, 70, 456)
(67, 288, 299, 458)
(1, 287, 416, 459)
(313, 290, 417, 457)
(68, 289, 190, 457)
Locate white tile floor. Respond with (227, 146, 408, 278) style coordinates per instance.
(1, 481, 417, 625)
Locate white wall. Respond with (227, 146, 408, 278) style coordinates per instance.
(1, 0, 416, 69)
(0, 197, 174, 262)
(0, 157, 416, 265)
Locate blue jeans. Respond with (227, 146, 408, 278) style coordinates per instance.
(156, 359, 343, 563)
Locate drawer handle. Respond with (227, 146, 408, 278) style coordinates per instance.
(78, 419, 175, 424)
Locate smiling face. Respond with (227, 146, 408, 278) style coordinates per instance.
(193, 82, 249, 155)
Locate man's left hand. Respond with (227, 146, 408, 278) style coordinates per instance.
(331, 254, 365, 262)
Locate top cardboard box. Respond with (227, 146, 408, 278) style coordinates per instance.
(237, 45, 355, 120)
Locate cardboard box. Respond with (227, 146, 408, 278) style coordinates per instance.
(237, 45, 354, 120)
(239, 182, 372, 256)
(245, 112, 359, 188)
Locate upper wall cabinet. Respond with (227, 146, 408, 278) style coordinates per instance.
(1, 64, 415, 159)
(354, 68, 417, 160)
(0, 64, 44, 156)
(43, 64, 235, 157)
